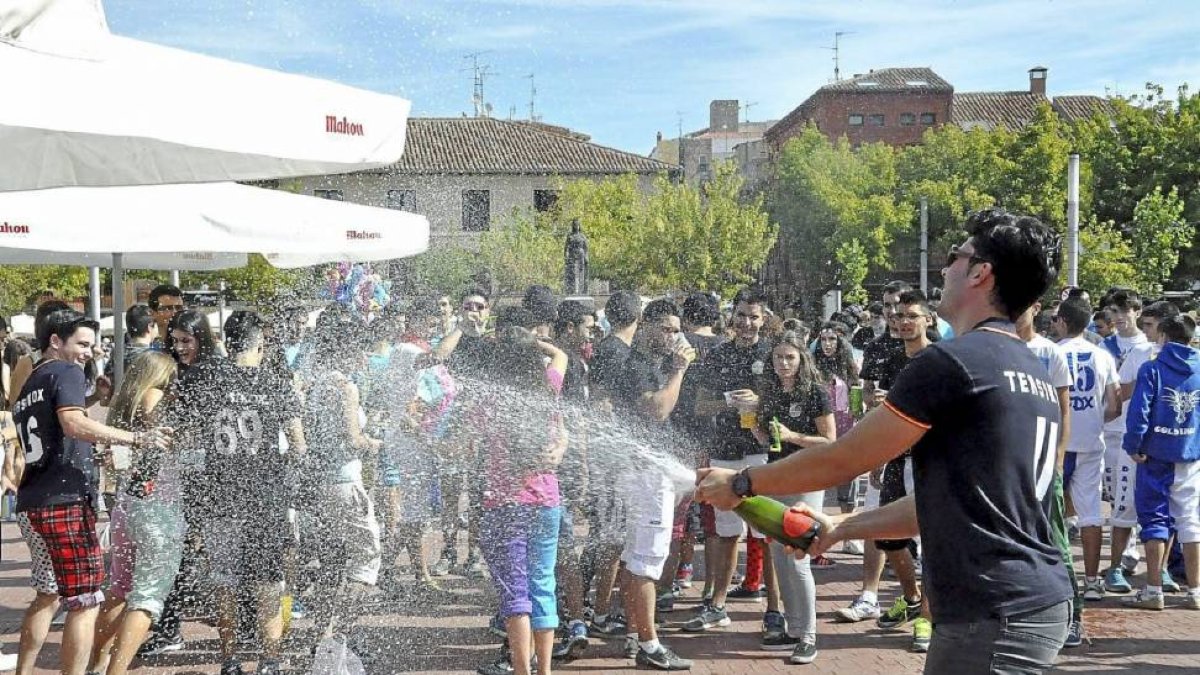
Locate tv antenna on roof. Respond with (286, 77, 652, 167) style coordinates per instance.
(462, 52, 498, 117)
(824, 31, 854, 82)
(526, 73, 540, 122)
(741, 101, 758, 124)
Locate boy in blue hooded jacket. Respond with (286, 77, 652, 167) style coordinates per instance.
(1123, 315, 1200, 610)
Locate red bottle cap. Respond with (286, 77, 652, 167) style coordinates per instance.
(782, 510, 816, 539)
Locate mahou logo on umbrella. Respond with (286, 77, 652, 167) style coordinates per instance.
(347, 230, 382, 240)
(0, 222, 31, 235)
(326, 115, 365, 136)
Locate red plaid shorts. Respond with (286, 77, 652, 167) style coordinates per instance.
(22, 502, 105, 609)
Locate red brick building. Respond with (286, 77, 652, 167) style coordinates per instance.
(764, 67, 954, 150)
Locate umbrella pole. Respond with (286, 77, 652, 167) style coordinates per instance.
(112, 254, 126, 390)
(88, 267, 101, 321)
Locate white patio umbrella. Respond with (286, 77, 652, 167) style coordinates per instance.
(1, 0, 411, 191)
(0, 181, 430, 379)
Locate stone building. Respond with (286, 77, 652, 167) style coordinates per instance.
(299, 117, 677, 246)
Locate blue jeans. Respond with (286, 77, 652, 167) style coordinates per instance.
(924, 600, 1069, 674)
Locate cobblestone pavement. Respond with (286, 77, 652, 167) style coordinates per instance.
(2, 522, 1197, 674)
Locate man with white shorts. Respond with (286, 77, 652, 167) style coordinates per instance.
(684, 287, 773, 634)
(1052, 299, 1120, 607)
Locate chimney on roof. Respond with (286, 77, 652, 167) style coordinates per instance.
(657, 131, 663, 142)
(710, 100, 739, 132)
(1029, 66, 1048, 96)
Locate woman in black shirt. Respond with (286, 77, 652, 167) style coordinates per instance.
(748, 331, 835, 664)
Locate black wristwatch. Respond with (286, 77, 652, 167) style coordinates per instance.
(732, 468, 756, 499)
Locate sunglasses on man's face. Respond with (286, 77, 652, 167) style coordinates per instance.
(462, 302, 487, 312)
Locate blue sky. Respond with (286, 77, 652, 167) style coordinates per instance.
(106, 0, 1198, 154)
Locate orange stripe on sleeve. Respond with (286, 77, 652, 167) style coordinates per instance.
(883, 400, 932, 431)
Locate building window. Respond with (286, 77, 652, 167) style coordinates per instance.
(314, 189, 343, 201)
(920, 112, 936, 125)
(462, 190, 491, 232)
(534, 190, 560, 213)
(848, 114, 864, 126)
(899, 113, 916, 126)
(385, 189, 417, 212)
(868, 114, 885, 127)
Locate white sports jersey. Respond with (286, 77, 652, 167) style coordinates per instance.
(1103, 332, 1156, 434)
(1056, 336, 1120, 453)
(1026, 335, 1072, 390)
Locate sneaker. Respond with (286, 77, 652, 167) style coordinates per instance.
(623, 636, 638, 659)
(876, 597, 922, 630)
(432, 551, 454, 577)
(1124, 588, 1165, 610)
(488, 614, 507, 638)
(788, 641, 818, 665)
(290, 598, 308, 619)
(726, 584, 766, 602)
(0, 653, 18, 672)
(461, 552, 487, 579)
(681, 604, 731, 632)
(256, 659, 282, 675)
(762, 610, 786, 638)
(137, 632, 184, 657)
(911, 617, 932, 653)
(1064, 619, 1084, 648)
(676, 564, 694, 589)
(656, 591, 676, 613)
(1183, 594, 1200, 610)
(589, 614, 627, 638)
(220, 660, 245, 675)
(836, 598, 881, 623)
(761, 632, 801, 651)
(1161, 570, 1182, 594)
(635, 645, 693, 670)
(1121, 549, 1140, 575)
(475, 654, 513, 675)
(552, 620, 589, 661)
(1083, 579, 1105, 601)
(1104, 567, 1133, 594)
(841, 539, 864, 555)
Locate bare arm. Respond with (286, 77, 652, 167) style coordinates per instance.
(7, 355, 32, 407)
(810, 495, 920, 555)
(787, 413, 837, 448)
(696, 403, 925, 508)
(535, 339, 569, 376)
(1056, 386, 1070, 471)
(1102, 383, 1121, 423)
(641, 368, 686, 422)
(59, 408, 140, 447)
(433, 328, 464, 361)
(340, 380, 381, 453)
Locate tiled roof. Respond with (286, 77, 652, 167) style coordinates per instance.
(951, 92, 1047, 130)
(819, 67, 953, 93)
(374, 117, 676, 176)
(1052, 95, 1115, 123)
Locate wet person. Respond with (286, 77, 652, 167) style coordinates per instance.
(165, 311, 306, 675)
(814, 322, 863, 523)
(104, 305, 158, 380)
(749, 330, 836, 664)
(139, 309, 223, 658)
(474, 316, 571, 675)
(697, 209, 1073, 675)
(10, 310, 171, 675)
(89, 352, 180, 675)
(610, 299, 694, 670)
(300, 308, 383, 647)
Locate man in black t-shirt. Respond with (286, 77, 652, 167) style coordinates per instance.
(164, 312, 304, 675)
(11, 310, 170, 675)
(698, 210, 1072, 674)
(684, 287, 773, 633)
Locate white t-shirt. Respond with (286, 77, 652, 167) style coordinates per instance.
(1056, 336, 1119, 453)
(1025, 335, 1072, 390)
(1103, 332, 1156, 434)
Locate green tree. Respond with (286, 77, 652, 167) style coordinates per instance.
(1077, 218, 1138, 296)
(477, 209, 565, 295)
(0, 265, 90, 316)
(1129, 186, 1193, 295)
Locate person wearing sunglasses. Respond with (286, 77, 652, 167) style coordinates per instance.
(699, 209, 1073, 675)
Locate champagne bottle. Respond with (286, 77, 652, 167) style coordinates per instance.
(733, 496, 821, 551)
(769, 417, 783, 454)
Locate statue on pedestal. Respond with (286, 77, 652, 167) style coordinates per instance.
(564, 219, 589, 295)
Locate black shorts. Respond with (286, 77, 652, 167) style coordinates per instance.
(875, 457, 915, 552)
(202, 512, 290, 587)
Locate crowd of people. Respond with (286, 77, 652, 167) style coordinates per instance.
(0, 207, 1198, 675)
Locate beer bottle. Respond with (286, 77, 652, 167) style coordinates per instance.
(733, 495, 821, 551)
(769, 417, 783, 454)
